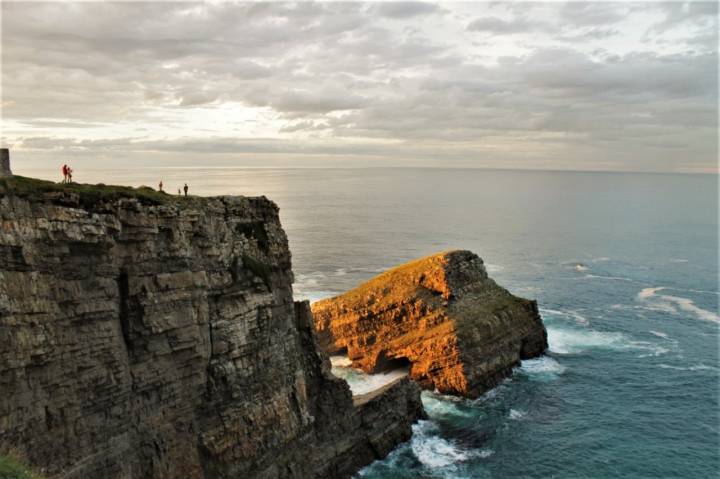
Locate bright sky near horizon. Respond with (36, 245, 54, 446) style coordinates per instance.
(1, 1, 718, 173)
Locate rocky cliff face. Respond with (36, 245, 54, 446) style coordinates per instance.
(0, 177, 424, 478)
(311, 250, 548, 398)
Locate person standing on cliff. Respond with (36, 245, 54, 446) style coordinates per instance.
(61, 164, 68, 183)
(67, 166, 73, 183)
(183, 183, 188, 196)
(158, 180, 163, 192)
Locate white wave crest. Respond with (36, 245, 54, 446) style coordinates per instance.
(422, 392, 474, 418)
(548, 325, 673, 357)
(649, 330, 669, 339)
(548, 326, 628, 354)
(509, 409, 526, 420)
(519, 356, 566, 377)
(410, 420, 481, 468)
(637, 287, 719, 323)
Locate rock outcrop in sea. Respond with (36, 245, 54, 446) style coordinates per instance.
(311, 250, 548, 398)
(0, 175, 424, 478)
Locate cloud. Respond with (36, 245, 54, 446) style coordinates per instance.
(467, 16, 552, 34)
(373, 2, 441, 19)
(1, 1, 717, 173)
(557, 27, 619, 42)
(559, 2, 629, 26)
(649, 1, 719, 33)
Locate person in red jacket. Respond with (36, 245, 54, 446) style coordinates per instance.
(61, 164, 68, 183)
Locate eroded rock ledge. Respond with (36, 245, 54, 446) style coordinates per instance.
(0, 176, 423, 478)
(311, 250, 548, 398)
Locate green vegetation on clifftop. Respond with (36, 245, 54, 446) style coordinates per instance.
(0, 456, 43, 479)
(0, 175, 174, 207)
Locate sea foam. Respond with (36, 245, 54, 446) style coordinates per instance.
(637, 287, 719, 323)
(519, 356, 566, 378)
(409, 420, 485, 469)
(547, 326, 628, 354)
(330, 363, 408, 396)
(422, 392, 475, 419)
(540, 308, 589, 326)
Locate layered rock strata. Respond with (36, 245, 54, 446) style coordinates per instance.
(311, 250, 548, 398)
(0, 177, 424, 478)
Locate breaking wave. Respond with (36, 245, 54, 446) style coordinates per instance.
(519, 356, 566, 379)
(410, 420, 487, 469)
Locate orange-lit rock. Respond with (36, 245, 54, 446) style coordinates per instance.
(311, 250, 547, 398)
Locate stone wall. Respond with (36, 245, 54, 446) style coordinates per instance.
(0, 182, 423, 478)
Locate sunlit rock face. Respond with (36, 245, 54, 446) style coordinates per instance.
(0, 178, 423, 479)
(311, 250, 548, 398)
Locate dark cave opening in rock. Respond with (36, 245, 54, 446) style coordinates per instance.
(374, 352, 411, 374)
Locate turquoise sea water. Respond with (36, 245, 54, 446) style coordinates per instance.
(16, 165, 719, 478)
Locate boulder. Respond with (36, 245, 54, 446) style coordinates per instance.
(311, 250, 547, 398)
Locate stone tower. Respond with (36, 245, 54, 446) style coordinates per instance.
(0, 149, 11, 177)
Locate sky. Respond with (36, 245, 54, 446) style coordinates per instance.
(1, 1, 718, 173)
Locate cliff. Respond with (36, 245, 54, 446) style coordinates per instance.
(0, 176, 424, 478)
(311, 250, 548, 398)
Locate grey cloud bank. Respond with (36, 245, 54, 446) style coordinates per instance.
(1, 1, 717, 173)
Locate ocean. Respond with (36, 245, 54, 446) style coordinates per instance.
(16, 165, 719, 478)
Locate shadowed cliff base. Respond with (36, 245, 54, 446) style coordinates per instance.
(311, 250, 548, 398)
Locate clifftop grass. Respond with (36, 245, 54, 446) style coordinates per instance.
(0, 456, 43, 479)
(0, 175, 175, 208)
